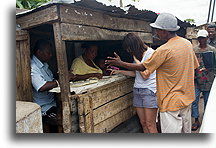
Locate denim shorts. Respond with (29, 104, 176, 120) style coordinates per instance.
(133, 88, 158, 108)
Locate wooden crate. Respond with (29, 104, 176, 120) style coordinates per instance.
(75, 78, 135, 133)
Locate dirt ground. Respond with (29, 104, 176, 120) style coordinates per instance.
(111, 97, 205, 133)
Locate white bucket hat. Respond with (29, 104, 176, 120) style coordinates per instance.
(150, 13, 180, 31)
(197, 30, 208, 38)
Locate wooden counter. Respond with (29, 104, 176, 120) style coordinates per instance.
(50, 75, 136, 133)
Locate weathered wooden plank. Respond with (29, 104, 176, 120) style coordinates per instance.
(16, 5, 59, 29)
(16, 30, 28, 41)
(87, 93, 94, 133)
(62, 101, 72, 133)
(77, 93, 94, 133)
(84, 111, 92, 133)
(53, 22, 72, 133)
(59, 5, 151, 32)
(77, 78, 134, 133)
(91, 78, 134, 109)
(79, 115, 85, 133)
(16, 41, 23, 101)
(94, 106, 136, 133)
(61, 23, 153, 43)
(77, 93, 90, 116)
(77, 78, 134, 118)
(16, 34, 28, 41)
(16, 30, 32, 102)
(16, 30, 28, 37)
(81, 93, 133, 133)
(77, 78, 134, 117)
(93, 93, 133, 125)
(77, 94, 93, 133)
(19, 39, 32, 102)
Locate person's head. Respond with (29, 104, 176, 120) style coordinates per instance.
(82, 42, 98, 60)
(122, 33, 148, 61)
(197, 29, 208, 45)
(150, 13, 180, 41)
(33, 39, 52, 63)
(207, 22, 215, 41)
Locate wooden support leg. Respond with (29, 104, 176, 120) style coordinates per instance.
(53, 22, 72, 133)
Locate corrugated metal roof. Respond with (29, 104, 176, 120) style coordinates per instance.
(16, 0, 194, 27)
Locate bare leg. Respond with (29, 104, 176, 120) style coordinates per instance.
(143, 108, 158, 133)
(136, 107, 148, 133)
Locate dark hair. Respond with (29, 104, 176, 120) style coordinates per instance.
(122, 33, 148, 61)
(81, 42, 98, 49)
(169, 31, 177, 34)
(94, 56, 105, 64)
(207, 22, 216, 28)
(32, 39, 52, 56)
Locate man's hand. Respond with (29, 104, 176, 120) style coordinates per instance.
(105, 52, 123, 67)
(140, 69, 150, 80)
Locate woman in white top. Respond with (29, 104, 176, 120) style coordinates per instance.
(109, 33, 158, 133)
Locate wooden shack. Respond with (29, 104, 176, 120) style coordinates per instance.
(16, 1, 154, 133)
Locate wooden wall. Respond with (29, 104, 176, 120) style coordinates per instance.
(76, 78, 135, 133)
(16, 30, 32, 102)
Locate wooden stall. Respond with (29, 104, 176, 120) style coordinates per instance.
(16, 2, 153, 133)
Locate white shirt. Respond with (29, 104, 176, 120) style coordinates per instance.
(134, 48, 156, 93)
(31, 56, 56, 115)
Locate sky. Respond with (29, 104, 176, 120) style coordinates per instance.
(96, 0, 216, 26)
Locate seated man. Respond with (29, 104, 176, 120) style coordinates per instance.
(31, 39, 59, 120)
(70, 43, 103, 81)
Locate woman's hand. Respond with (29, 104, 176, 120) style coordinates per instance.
(105, 52, 123, 67)
(107, 68, 121, 75)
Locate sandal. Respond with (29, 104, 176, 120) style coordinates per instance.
(191, 122, 200, 131)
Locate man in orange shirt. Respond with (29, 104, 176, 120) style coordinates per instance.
(106, 13, 199, 133)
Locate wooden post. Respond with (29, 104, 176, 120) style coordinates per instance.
(53, 22, 72, 133)
(16, 30, 32, 102)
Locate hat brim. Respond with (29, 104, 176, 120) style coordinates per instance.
(197, 35, 208, 38)
(150, 23, 180, 31)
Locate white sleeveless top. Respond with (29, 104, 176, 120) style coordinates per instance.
(134, 48, 156, 93)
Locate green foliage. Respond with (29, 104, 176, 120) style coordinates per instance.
(16, 0, 51, 9)
(184, 18, 195, 24)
